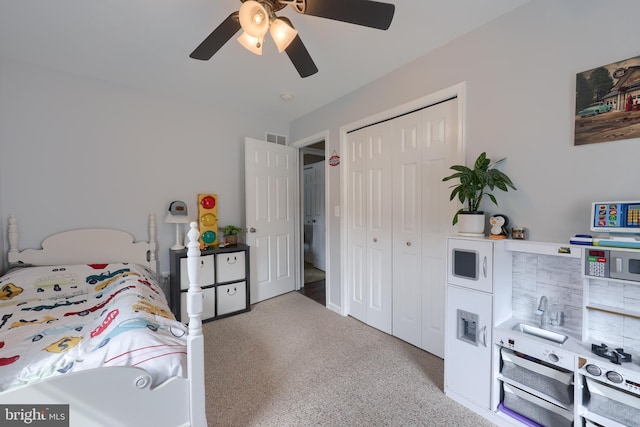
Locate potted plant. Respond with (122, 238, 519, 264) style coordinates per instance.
(221, 225, 243, 245)
(442, 152, 516, 235)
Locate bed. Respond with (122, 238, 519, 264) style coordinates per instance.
(0, 214, 206, 427)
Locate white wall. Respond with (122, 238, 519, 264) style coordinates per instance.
(0, 60, 288, 284)
(289, 0, 640, 310)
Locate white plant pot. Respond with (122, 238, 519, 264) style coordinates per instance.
(457, 212, 486, 237)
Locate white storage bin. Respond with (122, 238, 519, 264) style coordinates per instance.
(217, 282, 247, 316)
(180, 285, 215, 324)
(502, 382, 573, 427)
(501, 348, 574, 405)
(216, 251, 246, 283)
(180, 254, 215, 290)
(585, 377, 640, 427)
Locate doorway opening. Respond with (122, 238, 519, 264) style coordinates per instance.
(298, 140, 326, 305)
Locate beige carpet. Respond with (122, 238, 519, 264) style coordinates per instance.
(202, 292, 495, 426)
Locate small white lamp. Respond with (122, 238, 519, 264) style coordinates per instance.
(165, 201, 192, 250)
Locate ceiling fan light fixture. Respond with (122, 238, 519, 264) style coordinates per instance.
(270, 17, 298, 53)
(190, 0, 395, 78)
(237, 31, 263, 55)
(239, 0, 270, 38)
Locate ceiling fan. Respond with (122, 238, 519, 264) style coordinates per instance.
(189, 0, 395, 78)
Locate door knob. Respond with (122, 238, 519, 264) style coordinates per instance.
(249, 227, 257, 233)
(373, 238, 378, 243)
(406, 242, 411, 246)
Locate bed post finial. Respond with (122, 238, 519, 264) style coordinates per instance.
(8, 214, 19, 263)
(148, 214, 159, 276)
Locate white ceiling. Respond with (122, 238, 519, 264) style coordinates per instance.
(0, 0, 528, 124)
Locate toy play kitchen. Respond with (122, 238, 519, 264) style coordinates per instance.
(445, 201, 640, 427)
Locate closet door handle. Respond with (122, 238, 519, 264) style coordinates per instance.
(406, 242, 411, 247)
(373, 238, 378, 243)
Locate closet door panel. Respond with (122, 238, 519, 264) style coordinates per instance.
(392, 111, 423, 347)
(421, 98, 461, 358)
(347, 128, 368, 323)
(364, 123, 392, 334)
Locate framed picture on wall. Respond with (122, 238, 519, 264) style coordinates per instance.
(574, 54, 640, 146)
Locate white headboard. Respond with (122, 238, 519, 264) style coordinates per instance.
(7, 214, 159, 277)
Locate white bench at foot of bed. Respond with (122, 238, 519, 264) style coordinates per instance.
(1, 367, 191, 427)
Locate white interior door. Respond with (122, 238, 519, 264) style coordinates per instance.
(392, 110, 423, 348)
(303, 160, 325, 270)
(365, 123, 392, 334)
(311, 161, 326, 271)
(245, 137, 297, 303)
(421, 98, 461, 358)
(346, 127, 368, 323)
(303, 166, 314, 264)
(346, 122, 393, 334)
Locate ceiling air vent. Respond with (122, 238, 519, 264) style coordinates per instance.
(266, 133, 287, 145)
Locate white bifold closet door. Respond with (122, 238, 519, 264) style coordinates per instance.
(346, 98, 460, 358)
(346, 121, 393, 334)
(392, 99, 460, 358)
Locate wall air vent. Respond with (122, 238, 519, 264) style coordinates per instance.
(266, 133, 287, 145)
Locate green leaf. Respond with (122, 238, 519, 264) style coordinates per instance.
(474, 152, 487, 170)
(452, 208, 463, 225)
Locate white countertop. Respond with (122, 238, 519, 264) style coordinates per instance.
(495, 318, 640, 376)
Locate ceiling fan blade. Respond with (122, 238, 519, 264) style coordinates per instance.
(190, 12, 241, 60)
(297, 0, 395, 30)
(285, 34, 318, 78)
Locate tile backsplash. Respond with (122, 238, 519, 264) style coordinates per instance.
(511, 251, 640, 353)
(587, 278, 640, 354)
(511, 252, 583, 338)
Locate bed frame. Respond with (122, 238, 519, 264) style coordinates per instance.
(2, 214, 207, 427)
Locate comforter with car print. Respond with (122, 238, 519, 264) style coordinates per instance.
(0, 263, 187, 392)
